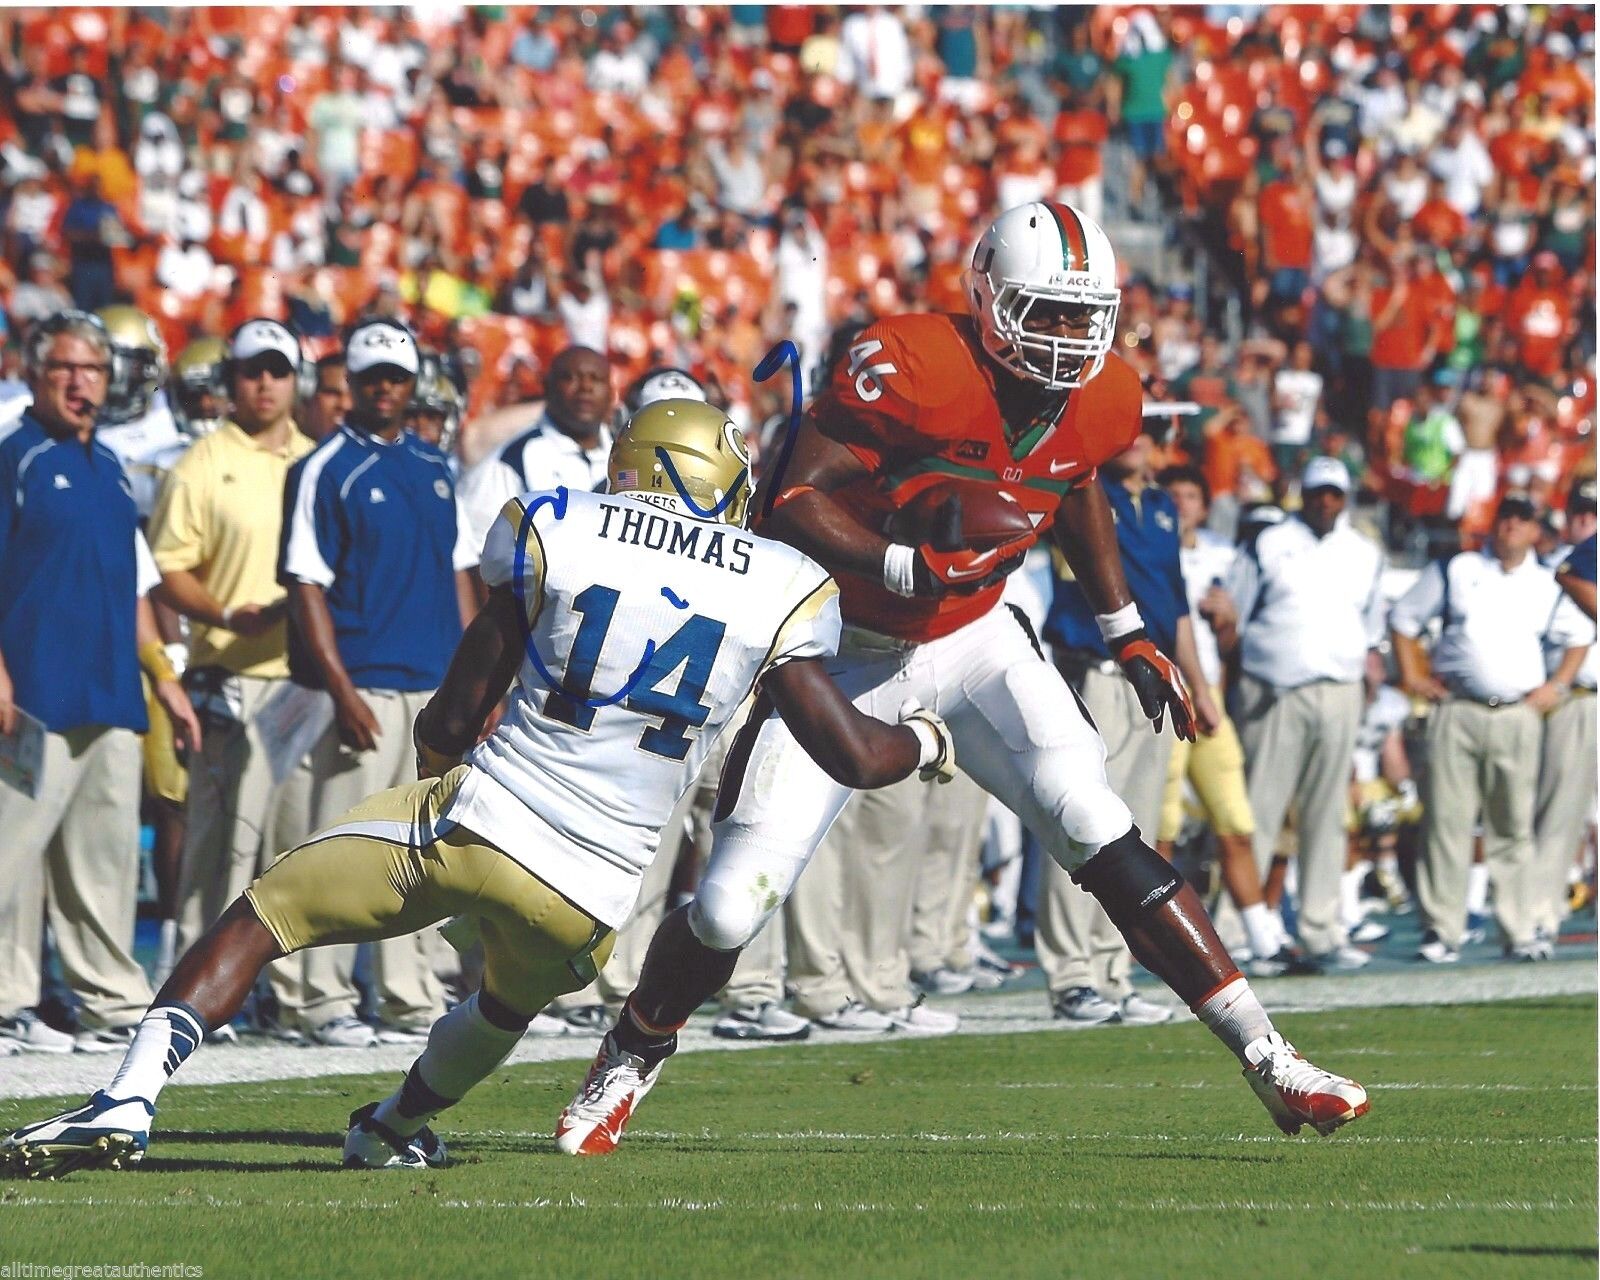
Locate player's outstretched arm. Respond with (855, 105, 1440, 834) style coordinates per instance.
(763, 658, 953, 789)
(413, 585, 526, 772)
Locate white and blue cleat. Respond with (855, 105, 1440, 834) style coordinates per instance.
(342, 1102, 448, 1169)
(2, 1091, 154, 1179)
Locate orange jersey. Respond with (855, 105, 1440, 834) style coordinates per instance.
(801, 312, 1142, 642)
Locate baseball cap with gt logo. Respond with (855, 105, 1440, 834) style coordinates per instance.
(346, 322, 420, 376)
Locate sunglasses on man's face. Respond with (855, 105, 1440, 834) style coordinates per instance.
(235, 356, 295, 380)
(354, 366, 414, 387)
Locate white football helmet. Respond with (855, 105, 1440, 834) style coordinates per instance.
(965, 201, 1121, 391)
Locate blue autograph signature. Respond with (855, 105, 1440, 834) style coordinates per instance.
(507, 340, 803, 710)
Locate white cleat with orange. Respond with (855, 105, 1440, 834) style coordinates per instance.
(555, 1032, 668, 1156)
(1243, 1032, 1370, 1136)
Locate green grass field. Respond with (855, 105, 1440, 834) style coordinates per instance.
(2, 998, 1595, 1280)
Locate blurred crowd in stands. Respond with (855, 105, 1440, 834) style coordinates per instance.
(0, 4, 1592, 550)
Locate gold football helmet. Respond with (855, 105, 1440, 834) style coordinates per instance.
(407, 352, 464, 453)
(95, 304, 169, 425)
(171, 336, 228, 437)
(609, 398, 752, 528)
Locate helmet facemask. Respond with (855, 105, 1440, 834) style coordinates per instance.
(102, 344, 165, 424)
(982, 278, 1120, 392)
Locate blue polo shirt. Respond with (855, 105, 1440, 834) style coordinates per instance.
(1563, 534, 1596, 585)
(1045, 477, 1188, 657)
(279, 424, 470, 692)
(0, 413, 148, 733)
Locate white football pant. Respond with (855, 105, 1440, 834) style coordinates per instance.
(691, 605, 1133, 951)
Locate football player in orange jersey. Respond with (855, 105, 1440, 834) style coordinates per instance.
(557, 203, 1369, 1155)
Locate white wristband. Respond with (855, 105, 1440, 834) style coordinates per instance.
(1095, 602, 1144, 643)
(883, 543, 918, 598)
(221, 606, 235, 630)
(903, 717, 941, 769)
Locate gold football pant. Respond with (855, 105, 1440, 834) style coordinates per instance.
(246, 766, 614, 1019)
(1158, 696, 1255, 843)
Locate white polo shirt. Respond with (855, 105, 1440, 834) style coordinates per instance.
(1390, 548, 1594, 703)
(1228, 514, 1386, 689)
(1180, 530, 1237, 689)
(454, 416, 611, 568)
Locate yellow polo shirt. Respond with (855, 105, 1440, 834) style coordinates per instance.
(150, 421, 315, 678)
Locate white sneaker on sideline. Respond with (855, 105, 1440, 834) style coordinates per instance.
(886, 1001, 960, 1035)
(1118, 993, 1173, 1026)
(375, 1023, 431, 1046)
(1348, 918, 1390, 944)
(1051, 987, 1120, 1026)
(911, 967, 975, 996)
(812, 1000, 894, 1033)
(1308, 944, 1371, 971)
(311, 1016, 380, 1048)
(0, 1011, 75, 1054)
(712, 1002, 811, 1041)
(74, 1026, 138, 1054)
(1415, 932, 1460, 964)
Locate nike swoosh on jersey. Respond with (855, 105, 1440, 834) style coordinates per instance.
(1048, 459, 1083, 475)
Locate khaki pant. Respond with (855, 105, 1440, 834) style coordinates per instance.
(176, 675, 305, 1011)
(1417, 698, 1543, 948)
(0, 726, 152, 1027)
(1036, 666, 1175, 1000)
(248, 766, 612, 1018)
(786, 774, 924, 1016)
(1235, 675, 1363, 956)
(1531, 691, 1598, 935)
(293, 688, 447, 1031)
(908, 770, 989, 974)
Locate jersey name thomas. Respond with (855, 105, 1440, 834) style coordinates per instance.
(442, 487, 840, 926)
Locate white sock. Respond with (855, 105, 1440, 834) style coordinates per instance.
(371, 993, 523, 1137)
(1194, 975, 1275, 1064)
(1240, 903, 1282, 959)
(104, 1003, 207, 1105)
(156, 919, 177, 969)
(1340, 868, 1365, 929)
(1467, 862, 1490, 914)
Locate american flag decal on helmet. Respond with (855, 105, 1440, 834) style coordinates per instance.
(616, 469, 639, 487)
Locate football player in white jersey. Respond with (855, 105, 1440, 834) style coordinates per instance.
(3, 399, 954, 1178)
(93, 306, 186, 519)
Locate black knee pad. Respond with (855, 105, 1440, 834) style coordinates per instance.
(478, 987, 534, 1034)
(1070, 826, 1183, 915)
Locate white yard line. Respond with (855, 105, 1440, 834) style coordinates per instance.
(1, 1194, 1586, 1215)
(0, 957, 1592, 1103)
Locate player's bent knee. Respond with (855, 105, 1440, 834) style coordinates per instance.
(1070, 826, 1183, 917)
(1028, 764, 1136, 873)
(687, 885, 766, 952)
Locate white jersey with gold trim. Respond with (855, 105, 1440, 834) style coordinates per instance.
(98, 394, 185, 519)
(442, 486, 841, 926)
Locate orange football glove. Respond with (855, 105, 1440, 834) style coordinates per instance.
(1112, 633, 1197, 742)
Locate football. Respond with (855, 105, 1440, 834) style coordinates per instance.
(886, 478, 1037, 552)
